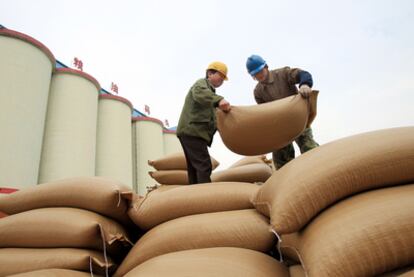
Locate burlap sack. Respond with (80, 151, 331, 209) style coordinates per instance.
(0, 207, 133, 256)
(399, 270, 414, 277)
(291, 184, 414, 277)
(114, 209, 275, 277)
(228, 155, 268, 168)
(148, 152, 219, 170)
(8, 269, 97, 277)
(306, 90, 318, 128)
(253, 127, 414, 234)
(378, 266, 414, 277)
(123, 247, 289, 277)
(0, 248, 114, 276)
(289, 265, 306, 277)
(280, 233, 301, 264)
(217, 93, 318, 155)
(0, 176, 132, 225)
(211, 163, 272, 183)
(127, 182, 258, 230)
(148, 170, 188, 185)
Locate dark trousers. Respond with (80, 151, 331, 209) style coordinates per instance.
(272, 127, 319, 169)
(178, 135, 212, 184)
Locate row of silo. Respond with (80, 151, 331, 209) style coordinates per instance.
(0, 29, 55, 188)
(39, 68, 101, 183)
(96, 94, 134, 187)
(132, 117, 164, 194)
(163, 129, 182, 155)
(0, 28, 182, 192)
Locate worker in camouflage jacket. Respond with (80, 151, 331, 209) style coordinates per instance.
(246, 54, 319, 169)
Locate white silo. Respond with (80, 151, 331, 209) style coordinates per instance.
(96, 94, 133, 187)
(0, 29, 55, 188)
(163, 129, 183, 155)
(38, 68, 100, 183)
(132, 116, 164, 195)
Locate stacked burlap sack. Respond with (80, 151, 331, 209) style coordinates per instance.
(0, 177, 135, 277)
(211, 155, 273, 183)
(114, 181, 289, 276)
(148, 152, 273, 185)
(252, 127, 414, 277)
(147, 152, 220, 185)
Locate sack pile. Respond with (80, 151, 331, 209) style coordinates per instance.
(0, 177, 135, 277)
(114, 181, 278, 276)
(1, 127, 413, 276)
(147, 152, 219, 185)
(148, 153, 273, 186)
(211, 155, 273, 183)
(253, 127, 414, 276)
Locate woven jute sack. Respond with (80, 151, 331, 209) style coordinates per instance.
(114, 209, 275, 277)
(148, 152, 219, 170)
(217, 92, 318, 156)
(8, 269, 98, 277)
(211, 163, 272, 183)
(148, 170, 188, 185)
(253, 127, 414, 234)
(280, 232, 301, 264)
(127, 182, 258, 230)
(228, 155, 269, 168)
(289, 265, 306, 277)
(0, 248, 114, 277)
(0, 207, 133, 256)
(0, 176, 132, 225)
(377, 266, 414, 277)
(123, 247, 289, 277)
(398, 269, 414, 277)
(288, 184, 414, 277)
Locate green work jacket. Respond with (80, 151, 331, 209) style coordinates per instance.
(177, 78, 224, 146)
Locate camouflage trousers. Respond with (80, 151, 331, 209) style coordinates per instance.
(272, 128, 319, 170)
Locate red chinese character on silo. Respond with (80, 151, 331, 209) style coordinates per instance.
(111, 82, 119, 94)
(73, 57, 83, 71)
(144, 105, 150, 115)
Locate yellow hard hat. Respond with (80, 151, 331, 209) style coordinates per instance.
(207, 61, 228, 80)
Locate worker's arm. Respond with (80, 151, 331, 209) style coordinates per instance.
(286, 67, 314, 98)
(191, 81, 223, 107)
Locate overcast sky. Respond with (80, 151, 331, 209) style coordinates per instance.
(2, 0, 413, 169)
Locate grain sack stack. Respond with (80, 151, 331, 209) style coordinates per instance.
(147, 152, 219, 186)
(114, 181, 280, 276)
(252, 127, 414, 277)
(211, 155, 273, 183)
(123, 248, 290, 277)
(0, 177, 135, 277)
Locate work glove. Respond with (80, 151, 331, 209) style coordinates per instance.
(299, 84, 312, 98)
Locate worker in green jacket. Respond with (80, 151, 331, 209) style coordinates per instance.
(177, 61, 231, 184)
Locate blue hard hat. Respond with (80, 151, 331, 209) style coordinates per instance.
(246, 55, 266, 76)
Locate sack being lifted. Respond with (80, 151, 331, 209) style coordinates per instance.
(217, 92, 318, 156)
